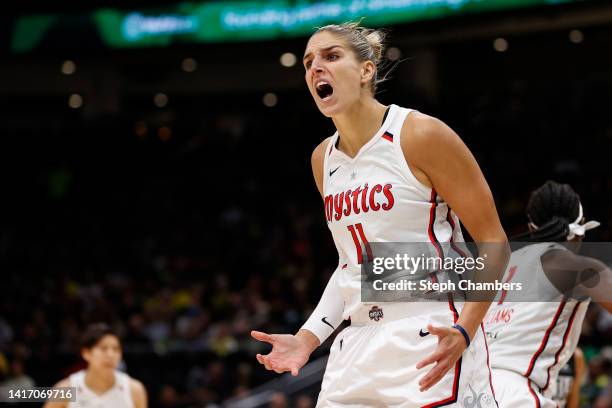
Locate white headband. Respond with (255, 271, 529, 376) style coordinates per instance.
(529, 203, 600, 241)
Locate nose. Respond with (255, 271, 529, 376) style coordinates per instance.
(311, 56, 324, 73)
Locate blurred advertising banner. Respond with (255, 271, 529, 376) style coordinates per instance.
(12, 0, 580, 51)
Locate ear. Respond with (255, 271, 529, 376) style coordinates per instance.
(360, 61, 376, 86)
(81, 348, 91, 363)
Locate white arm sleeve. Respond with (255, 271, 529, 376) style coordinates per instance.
(300, 261, 345, 344)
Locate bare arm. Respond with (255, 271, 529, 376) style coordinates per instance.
(43, 378, 70, 408)
(311, 136, 333, 197)
(403, 112, 509, 334)
(542, 249, 612, 313)
(403, 113, 510, 391)
(130, 379, 148, 408)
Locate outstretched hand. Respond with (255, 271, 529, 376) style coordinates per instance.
(416, 324, 468, 392)
(251, 331, 313, 377)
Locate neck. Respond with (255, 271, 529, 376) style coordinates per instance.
(85, 368, 115, 393)
(332, 97, 388, 158)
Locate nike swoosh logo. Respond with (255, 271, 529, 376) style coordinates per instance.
(329, 166, 341, 177)
(419, 329, 430, 337)
(321, 317, 335, 330)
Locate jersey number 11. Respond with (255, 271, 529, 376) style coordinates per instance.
(347, 223, 372, 264)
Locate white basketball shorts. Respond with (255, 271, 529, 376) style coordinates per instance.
(316, 303, 498, 408)
(491, 368, 556, 408)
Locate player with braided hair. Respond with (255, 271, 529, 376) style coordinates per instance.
(513, 180, 600, 243)
(486, 181, 611, 407)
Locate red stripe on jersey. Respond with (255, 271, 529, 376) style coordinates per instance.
(447, 294, 459, 323)
(446, 208, 467, 258)
(527, 379, 541, 408)
(442, 207, 461, 322)
(422, 193, 462, 408)
(355, 223, 373, 262)
(428, 190, 444, 258)
(428, 191, 440, 285)
(524, 301, 566, 378)
(421, 358, 462, 408)
(428, 192, 459, 324)
(542, 302, 581, 391)
(347, 225, 363, 264)
(429, 191, 459, 322)
(382, 131, 393, 142)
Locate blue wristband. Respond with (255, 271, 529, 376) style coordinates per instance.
(452, 324, 470, 348)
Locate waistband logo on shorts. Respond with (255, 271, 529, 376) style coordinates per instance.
(368, 305, 384, 321)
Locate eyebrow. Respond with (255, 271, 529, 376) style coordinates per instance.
(303, 45, 343, 62)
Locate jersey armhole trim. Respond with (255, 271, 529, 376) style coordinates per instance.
(321, 132, 338, 196)
(392, 109, 433, 197)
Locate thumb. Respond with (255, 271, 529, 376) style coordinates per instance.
(427, 324, 448, 337)
(251, 330, 275, 344)
(291, 366, 299, 376)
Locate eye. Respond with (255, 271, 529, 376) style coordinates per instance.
(327, 53, 339, 61)
(304, 60, 312, 69)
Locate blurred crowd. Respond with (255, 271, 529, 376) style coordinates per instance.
(2, 26, 612, 407)
(0, 96, 340, 407)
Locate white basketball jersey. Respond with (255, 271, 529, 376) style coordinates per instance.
(485, 243, 589, 394)
(68, 370, 134, 408)
(322, 104, 464, 319)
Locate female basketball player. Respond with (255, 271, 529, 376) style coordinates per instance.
(44, 323, 147, 408)
(485, 181, 611, 407)
(252, 23, 509, 406)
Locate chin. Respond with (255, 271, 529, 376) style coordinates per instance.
(316, 100, 344, 118)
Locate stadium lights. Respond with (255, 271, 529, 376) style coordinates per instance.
(263, 93, 278, 107)
(158, 126, 172, 141)
(68, 94, 82, 109)
(386, 47, 401, 61)
(182, 57, 197, 72)
(280, 52, 297, 67)
(154, 93, 168, 108)
(61, 60, 76, 75)
(493, 38, 508, 52)
(569, 29, 584, 44)
(134, 121, 147, 139)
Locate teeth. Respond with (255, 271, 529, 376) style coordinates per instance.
(316, 81, 328, 89)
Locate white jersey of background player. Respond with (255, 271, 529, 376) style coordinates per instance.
(485, 181, 610, 408)
(44, 323, 147, 408)
(252, 22, 510, 407)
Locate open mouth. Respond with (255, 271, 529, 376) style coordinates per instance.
(315, 81, 334, 100)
